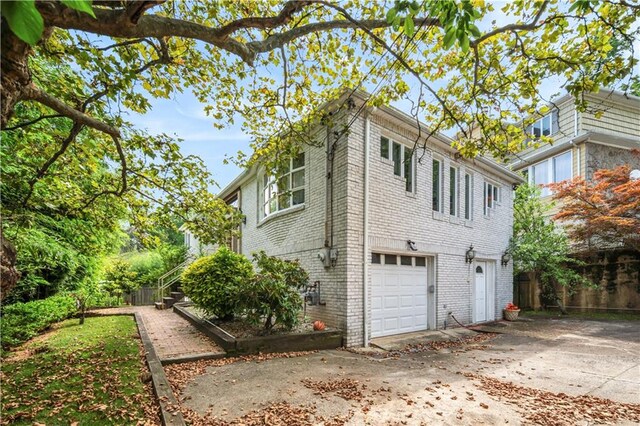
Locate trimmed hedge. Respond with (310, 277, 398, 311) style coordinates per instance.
(1, 294, 77, 349)
(181, 247, 254, 320)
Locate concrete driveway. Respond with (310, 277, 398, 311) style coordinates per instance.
(170, 318, 640, 425)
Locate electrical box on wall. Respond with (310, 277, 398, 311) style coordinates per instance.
(318, 247, 338, 268)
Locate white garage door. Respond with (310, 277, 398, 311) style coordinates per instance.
(371, 254, 429, 338)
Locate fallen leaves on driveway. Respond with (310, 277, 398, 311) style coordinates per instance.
(465, 372, 640, 425)
(301, 378, 366, 401)
(168, 401, 352, 426)
(164, 351, 316, 396)
(349, 332, 498, 359)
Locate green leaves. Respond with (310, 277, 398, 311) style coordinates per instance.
(1, 0, 44, 46)
(1, 0, 95, 46)
(61, 0, 96, 18)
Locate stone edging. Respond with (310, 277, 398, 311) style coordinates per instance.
(134, 312, 186, 426)
(173, 303, 344, 355)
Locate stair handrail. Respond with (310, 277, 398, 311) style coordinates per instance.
(157, 254, 195, 298)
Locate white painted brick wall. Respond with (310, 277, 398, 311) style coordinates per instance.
(217, 107, 516, 347)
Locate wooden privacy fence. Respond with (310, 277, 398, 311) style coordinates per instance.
(124, 286, 156, 306)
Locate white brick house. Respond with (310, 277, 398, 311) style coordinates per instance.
(185, 92, 523, 347)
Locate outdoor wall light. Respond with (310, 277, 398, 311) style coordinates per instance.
(465, 245, 476, 263)
(501, 250, 512, 266)
(407, 240, 418, 251)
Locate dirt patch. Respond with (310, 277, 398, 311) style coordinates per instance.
(466, 372, 640, 425)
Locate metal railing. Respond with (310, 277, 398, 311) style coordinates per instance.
(156, 255, 194, 300)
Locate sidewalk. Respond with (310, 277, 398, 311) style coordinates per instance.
(92, 306, 225, 362)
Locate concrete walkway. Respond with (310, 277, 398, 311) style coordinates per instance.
(92, 306, 224, 362)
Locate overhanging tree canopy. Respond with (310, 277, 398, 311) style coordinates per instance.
(1, 0, 638, 295)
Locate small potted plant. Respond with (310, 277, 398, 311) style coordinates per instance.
(504, 303, 520, 321)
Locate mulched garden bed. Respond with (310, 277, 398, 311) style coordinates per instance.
(184, 306, 336, 338)
(174, 304, 343, 355)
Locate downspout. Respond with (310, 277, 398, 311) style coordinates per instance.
(363, 111, 372, 347)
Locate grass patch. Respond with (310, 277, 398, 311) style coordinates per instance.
(522, 309, 640, 321)
(1, 316, 159, 425)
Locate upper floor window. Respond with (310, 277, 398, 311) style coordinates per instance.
(381, 137, 390, 159)
(464, 172, 473, 220)
(382, 136, 414, 192)
(483, 181, 501, 216)
(432, 158, 443, 212)
(529, 150, 572, 196)
(449, 166, 459, 217)
(262, 153, 305, 218)
(526, 110, 558, 138)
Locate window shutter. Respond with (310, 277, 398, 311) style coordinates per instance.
(552, 109, 559, 134)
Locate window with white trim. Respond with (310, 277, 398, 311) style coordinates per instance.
(526, 110, 558, 138)
(528, 150, 572, 197)
(432, 158, 443, 212)
(384, 136, 414, 192)
(449, 166, 459, 217)
(483, 181, 501, 216)
(262, 153, 305, 218)
(464, 172, 473, 220)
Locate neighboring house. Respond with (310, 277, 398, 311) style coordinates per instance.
(508, 89, 640, 313)
(186, 91, 522, 347)
(510, 89, 640, 206)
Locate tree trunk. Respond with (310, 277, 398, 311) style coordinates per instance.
(1, 20, 33, 128)
(1, 233, 20, 300)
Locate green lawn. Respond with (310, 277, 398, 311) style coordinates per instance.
(1, 316, 159, 425)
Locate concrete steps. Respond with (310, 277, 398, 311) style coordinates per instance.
(154, 288, 185, 310)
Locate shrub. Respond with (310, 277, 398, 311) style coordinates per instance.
(181, 246, 254, 320)
(124, 251, 164, 288)
(103, 258, 138, 297)
(242, 251, 309, 331)
(1, 293, 77, 349)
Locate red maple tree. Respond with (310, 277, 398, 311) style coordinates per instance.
(549, 150, 640, 252)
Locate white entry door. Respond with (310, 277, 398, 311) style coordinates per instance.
(474, 262, 487, 323)
(371, 256, 429, 338)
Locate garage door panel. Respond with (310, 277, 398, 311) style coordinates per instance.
(371, 264, 429, 338)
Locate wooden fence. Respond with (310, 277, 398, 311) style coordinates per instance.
(123, 287, 156, 306)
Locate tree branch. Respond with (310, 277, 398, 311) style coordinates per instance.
(21, 122, 84, 208)
(3, 113, 63, 131)
(23, 84, 120, 137)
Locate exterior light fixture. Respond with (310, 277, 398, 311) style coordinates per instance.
(407, 240, 418, 251)
(465, 245, 476, 263)
(501, 250, 512, 266)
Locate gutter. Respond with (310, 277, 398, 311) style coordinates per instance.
(362, 111, 372, 348)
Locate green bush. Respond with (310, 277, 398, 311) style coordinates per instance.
(181, 247, 254, 320)
(103, 258, 138, 297)
(1, 293, 77, 349)
(242, 251, 309, 331)
(124, 251, 164, 288)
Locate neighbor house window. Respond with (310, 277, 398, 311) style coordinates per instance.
(553, 151, 572, 183)
(432, 159, 443, 212)
(528, 150, 572, 197)
(483, 181, 500, 215)
(262, 153, 305, 218)
(449, 166, 459, 216)
(380, 137, 390, 159)
(464, 173, 472, 220)
(526, 110, 558, 138)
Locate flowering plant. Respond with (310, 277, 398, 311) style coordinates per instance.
(505, 302, 519, 311)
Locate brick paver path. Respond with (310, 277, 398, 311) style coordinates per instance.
(92, 306, 224, 361)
